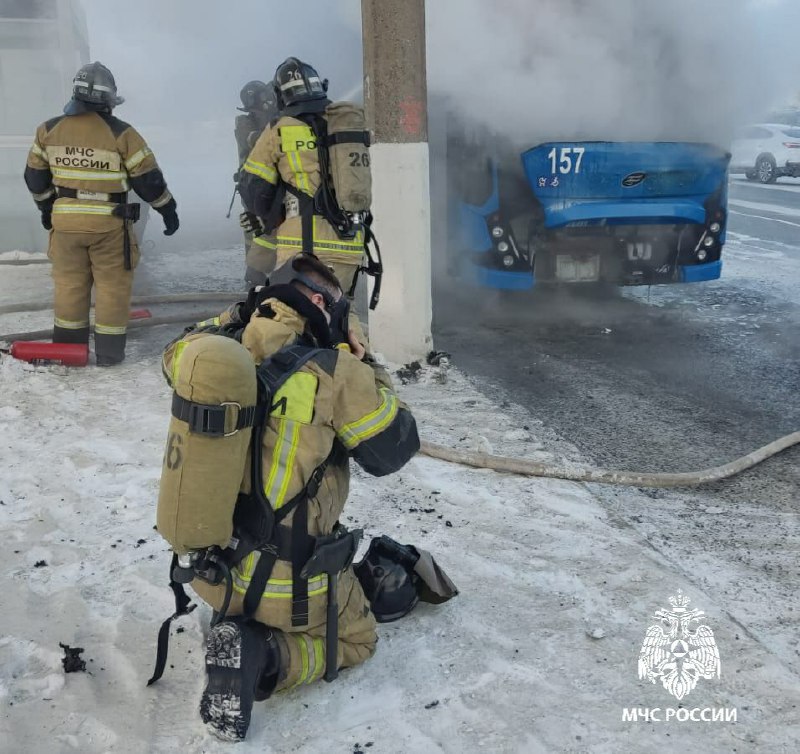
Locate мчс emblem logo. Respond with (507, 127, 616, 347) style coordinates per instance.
(638, 591, 721, 700)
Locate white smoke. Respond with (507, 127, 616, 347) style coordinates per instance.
(427, 0, 800, 147)
(80, 0, 362, 252)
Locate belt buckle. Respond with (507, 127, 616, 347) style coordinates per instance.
(221, 401, 242, 437)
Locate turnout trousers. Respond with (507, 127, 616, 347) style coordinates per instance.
(194, 567, 377, 690)
(274, 569, 377, 690)
(48, 226, 139, 363)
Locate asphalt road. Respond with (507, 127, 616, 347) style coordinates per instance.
(435, 176, 800, 499)
(728, 175, 800, 246)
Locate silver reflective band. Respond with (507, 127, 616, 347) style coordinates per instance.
(76, 190, 111, 201)
(280, 79, 307, 91)
(74, 80, 114, 93)
(151, 190, 173, 209)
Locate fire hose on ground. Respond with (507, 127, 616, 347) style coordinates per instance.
(1, 291, 798, 490)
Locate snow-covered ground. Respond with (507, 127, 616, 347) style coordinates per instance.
(1, 251, 798, 753)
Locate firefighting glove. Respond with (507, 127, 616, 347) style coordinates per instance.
(239, 211, 265, 237)
(162, 210, 180, 236)
(157, 199, 180, 236)
(37, 196, 54, 230)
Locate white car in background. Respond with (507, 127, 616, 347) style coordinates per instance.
(730, 124, 800, 183)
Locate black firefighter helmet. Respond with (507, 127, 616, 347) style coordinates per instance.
(354, 536, 422, 623)
(273, 57, 329, 117)
(239, 80, 276, 113)
(64, 61, 124, 115)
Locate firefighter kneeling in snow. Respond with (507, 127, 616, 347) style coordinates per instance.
(24, 61, 179, 366)
(155, 255, 456, 742)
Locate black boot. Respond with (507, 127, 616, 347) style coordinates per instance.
(95, 332, 126, 366)
(96, 353, 125, 367)
(200, 618, 280, 742)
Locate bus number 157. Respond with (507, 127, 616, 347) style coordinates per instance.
(548, 146, 585, 175)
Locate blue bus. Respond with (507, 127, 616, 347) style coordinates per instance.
(453, 140, 731, 291)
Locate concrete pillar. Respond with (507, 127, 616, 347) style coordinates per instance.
(362, 0, 433, 364)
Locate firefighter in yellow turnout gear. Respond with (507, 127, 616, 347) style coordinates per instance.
(238, 58, 367, 297)
(24, 61, 178, 365)
(159, 256, 419, 742)
(235, 80, 279, 286)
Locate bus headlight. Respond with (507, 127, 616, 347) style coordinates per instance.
(703, 235, 715, 248)
(709, 222, 721, 234)
(491, 226, 504, 238)
(497, 241, 509, 253)
(697, 248, 708, 262)
(502, 254, 515, 268)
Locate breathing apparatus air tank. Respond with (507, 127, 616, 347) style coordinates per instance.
(157, 334, 258, 554)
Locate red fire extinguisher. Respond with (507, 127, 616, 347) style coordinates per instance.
(3, 341, 89, 367)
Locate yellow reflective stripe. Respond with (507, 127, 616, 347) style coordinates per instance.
(54, 316, 89, 329)
(310, 637, 326, 682)
(95, 323, 127, 335)
(262, 575, 327, 597)
(339, 388, 399, 450)
(30, 142, 48, 160)
(287, 151, 311, 194)
(291, 635, 310, 689)
(243, 159, 278, 184)
(303, 636, 319, 683)
(51, 166, 127, 182)
(253, 235, 277, 249)
(124, 147, 152, 171)
(53, 203, 115, 215)
(151, 190, 173, 209)
(264, 419, 300, 509)
(277, 236, 364, 253)
(230, 567, 327, 598)
(170, 340, 189, 385)
(241, 551, 257, 579)
(195, 316, 221, 328)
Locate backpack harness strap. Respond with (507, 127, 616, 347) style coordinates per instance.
(241, 457, 329, 624)
(347, 214, 383, 310)
(146, 553, 197, 686)
(323, 130, 371, 148)
(170, 394, 258, 437)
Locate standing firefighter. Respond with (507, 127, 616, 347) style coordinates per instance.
(24, 61, 179, 366)
(235, 80, 279, 286)
(152, 255, 456, 742)
(238, 57, 381, 313)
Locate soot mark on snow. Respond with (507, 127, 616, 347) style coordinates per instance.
(426, 350, 450, 367)
(424, 699, 440, 709)
(59, 643, 86, 673)
(396, 361, 422, 384)
(34, 560, 48, 568)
